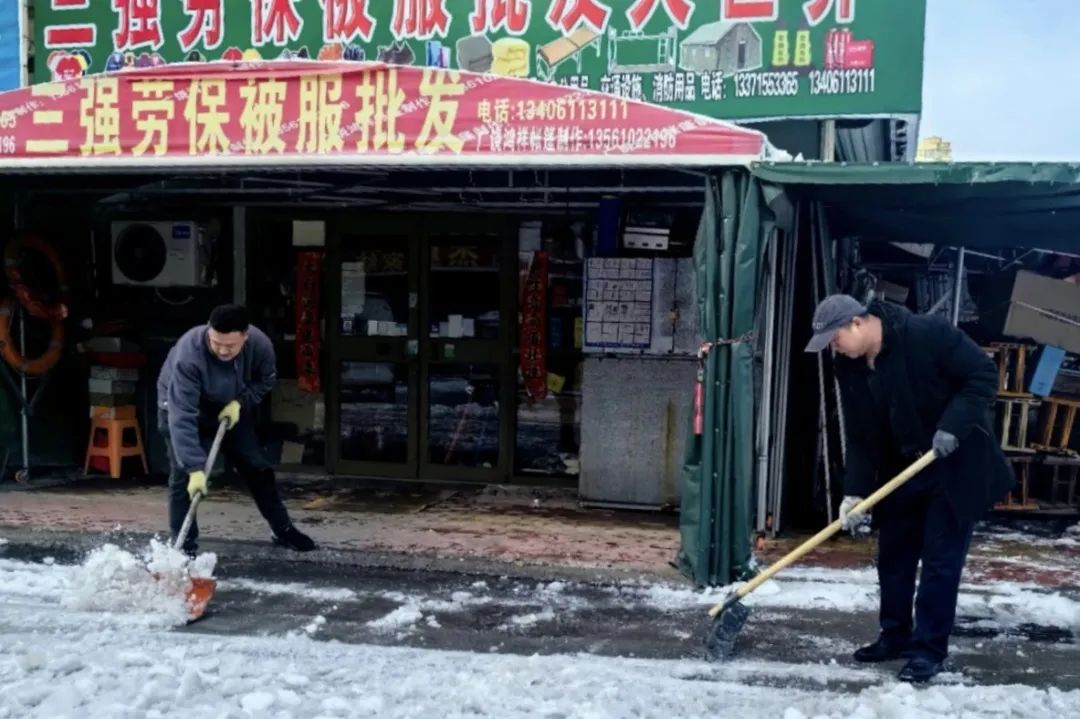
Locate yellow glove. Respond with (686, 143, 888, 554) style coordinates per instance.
(187, 470, 208, 499)
(218, 400, 241, 430)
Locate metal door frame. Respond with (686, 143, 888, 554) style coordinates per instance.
(326, 214, 516, 483)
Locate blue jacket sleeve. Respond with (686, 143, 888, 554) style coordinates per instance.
(167, 360, 207, 472)
(237, 334, 276, 411)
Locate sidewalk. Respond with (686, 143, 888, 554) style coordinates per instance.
(0, 475, 1078, 588)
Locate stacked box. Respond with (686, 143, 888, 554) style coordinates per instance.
(88, 364, 139, 412)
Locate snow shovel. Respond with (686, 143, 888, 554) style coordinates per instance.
(703, 450, 938, 661)
(162, 417, 228, 622)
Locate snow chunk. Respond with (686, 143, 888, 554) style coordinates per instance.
(63, 541, 190, 626)
(367, 604, 423, 631)
(240, 691, 275, 713)
(305, 615, 327, 635)
(227, 578, 356, 602)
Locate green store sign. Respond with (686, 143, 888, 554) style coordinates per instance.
(33, 0, 925, 121)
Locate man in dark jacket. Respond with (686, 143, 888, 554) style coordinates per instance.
(157, 304, 315, 554)
(805, 295, 1013, 683)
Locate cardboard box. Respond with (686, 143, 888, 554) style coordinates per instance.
(88, 378, 137, 395)
(90, 366, 139, 381)
(271, 380, 322, 435)
(89, 393, 136, 407)
(979, 271, 1080, 354)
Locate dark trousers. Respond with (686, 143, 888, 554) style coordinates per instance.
(159, 409, 291, 550)
(876, 473, 975, 663)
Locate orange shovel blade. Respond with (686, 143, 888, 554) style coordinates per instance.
(186, 577, 217, 621)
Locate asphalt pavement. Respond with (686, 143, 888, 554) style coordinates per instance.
(2, 534, 1078, 693)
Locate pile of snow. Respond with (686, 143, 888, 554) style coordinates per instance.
(501, 607, 556, 630)
(959, 584, 1080, 632)
(367, 604, 424, 631)
(62, 540, 217, 627)
(0, 537, 8, 546)
(2, 618, 1079, 718)
(225, 578, 357, 602)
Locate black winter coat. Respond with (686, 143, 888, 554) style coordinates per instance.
(835, 302, 1014, 523)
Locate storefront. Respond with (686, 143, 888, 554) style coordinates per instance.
(0, 60, 765, 503)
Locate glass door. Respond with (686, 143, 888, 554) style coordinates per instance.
(419, 223, 515, 482)
(327, 216, 514, 482)
(326, 222, 420, 478)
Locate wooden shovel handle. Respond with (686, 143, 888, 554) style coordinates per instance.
(708, 451, 936, 617)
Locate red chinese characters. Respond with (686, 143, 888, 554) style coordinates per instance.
(323, 0, 376, 43)
(391, 0, 451, 41)
(179, 0, 224, 52)
(470, 0, 531, 35)
(627, 0, 694, 31)
(44, 0, 97, 48)
(113, 0, 164, 51)
(803, 0, 855, 26)
(546, 0, 611, 34)
(720, 0, 777, 22)
(251, 0, 303, 46)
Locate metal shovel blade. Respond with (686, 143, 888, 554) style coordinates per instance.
(704, 599, 751, 662)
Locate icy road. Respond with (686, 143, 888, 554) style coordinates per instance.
(1, 537, 1079, 718)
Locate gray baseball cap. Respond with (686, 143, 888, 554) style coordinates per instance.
(804, 295, 868, 352)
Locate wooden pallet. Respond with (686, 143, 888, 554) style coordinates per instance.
(1046, 455, 1080, 507)
(1031, 396, 1080, 457)
(996, 456, 1040, 511)
(983, 343, 1035, 398)
(996, 397, 1040, 453)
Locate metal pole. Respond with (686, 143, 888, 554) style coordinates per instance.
(756, 233, 778, 532)
(951, 247, 966, 326)
(18, 307, 29, 477)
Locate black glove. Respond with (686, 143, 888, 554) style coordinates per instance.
(932, 430, 959, 458)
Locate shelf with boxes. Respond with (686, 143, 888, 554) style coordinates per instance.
(84, 362, 147, 479)
(986, 342, 1080, 512)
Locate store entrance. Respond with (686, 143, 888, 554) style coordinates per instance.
(325, 216, 515, 482)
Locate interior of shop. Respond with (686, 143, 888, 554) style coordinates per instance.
(0, 167, 709, 509)
(759, 167, 1080, 535)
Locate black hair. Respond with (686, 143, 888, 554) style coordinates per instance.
(208, 304, 250, 334)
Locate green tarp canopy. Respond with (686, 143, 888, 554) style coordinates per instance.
(752, 162, 1080, 254)
(677, 161, 1080, 588)
(676, 172, 771, 588)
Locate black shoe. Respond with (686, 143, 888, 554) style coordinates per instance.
(853, 637, 907, 663)
(272, 525, 317, 552)
(898, 657, 943, 683)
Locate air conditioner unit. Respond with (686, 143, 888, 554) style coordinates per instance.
(111, 221, 209, 287)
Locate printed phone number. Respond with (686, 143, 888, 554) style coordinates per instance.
(732, 71, 800, 99)
(515, 97, 629, 123)
(587, 126, 678, 151)
(808, 69, 876, 96)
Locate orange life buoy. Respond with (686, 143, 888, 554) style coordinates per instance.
(4, 234, 69, 321)
(0, 297, 64, 375)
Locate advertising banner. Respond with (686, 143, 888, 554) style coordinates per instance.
(0, 61, 764, 167)
(32, 1, 925, 120)
(0, 1, 24, 91)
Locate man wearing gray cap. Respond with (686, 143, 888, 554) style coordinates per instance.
(806, 294, 1012, 683)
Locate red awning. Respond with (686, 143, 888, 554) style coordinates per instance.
(0, 61, 764, 171)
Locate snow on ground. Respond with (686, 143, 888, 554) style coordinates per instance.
(2, 552, 1080, 717)
(1, 541, 217, 630)
(2, 585, 1079, 718)
(613, 566, 1080, 636)
(224, 578, 358, 603)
